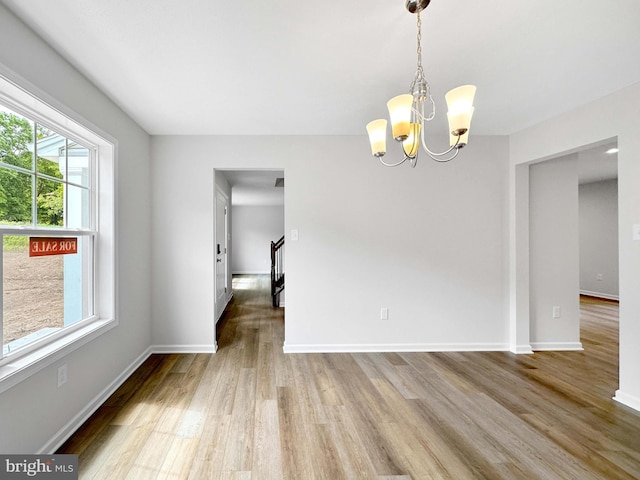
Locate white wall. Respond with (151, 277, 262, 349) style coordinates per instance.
(0, 4, 152, 453)
(579, 179, 619, 299)
(150, 135, 510, 352)
(510, 81, 640, 412)
(1, 1, 636, 456)
(232, 205, 284, 274)
(529, 155, 581, 349)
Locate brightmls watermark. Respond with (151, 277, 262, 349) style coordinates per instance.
(0, 455, 77, 479)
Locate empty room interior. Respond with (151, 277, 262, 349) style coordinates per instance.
(1, 0, 640, 478)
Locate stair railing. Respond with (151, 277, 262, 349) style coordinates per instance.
(271, 235, 285, 307)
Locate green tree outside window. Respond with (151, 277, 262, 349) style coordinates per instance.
(0, 111, 64, 226)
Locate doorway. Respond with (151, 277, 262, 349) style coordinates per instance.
(214, 169, 285, 327)
(527, 140, 618, 349)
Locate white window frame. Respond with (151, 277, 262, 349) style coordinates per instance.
(0, 70, 116, 394)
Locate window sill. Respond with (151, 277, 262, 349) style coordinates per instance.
(0, 317, 116, 395)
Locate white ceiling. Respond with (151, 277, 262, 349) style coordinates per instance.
(220, 170, 284, 206)
(2, 0, 640, 137)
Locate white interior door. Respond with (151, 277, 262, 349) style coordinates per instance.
(215, 191, 228, 320)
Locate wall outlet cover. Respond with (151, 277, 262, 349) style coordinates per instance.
(57, 364, 68, 387)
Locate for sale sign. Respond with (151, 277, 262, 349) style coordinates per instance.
(29, 237, 78, 257)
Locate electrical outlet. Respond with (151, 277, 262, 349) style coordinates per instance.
(57, 364, 68, 387)
(552, 306, 561, 319)
(380, 308, 389, 321)
(596, 273, 603, 281)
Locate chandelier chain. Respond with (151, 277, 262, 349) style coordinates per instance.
(416, 3, 423, 76)
(411, 3, 436, 125)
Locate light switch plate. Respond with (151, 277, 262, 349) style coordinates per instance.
(633, 224, 640, 241)
(291, 229, 299, 241)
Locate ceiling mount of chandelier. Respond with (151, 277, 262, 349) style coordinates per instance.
(366, 0, 476, 168)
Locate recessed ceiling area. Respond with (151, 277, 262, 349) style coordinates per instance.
(537, 141, 618, 185)
(219, 170, 284, 206)
(2, 0, 640, 137)
(578, 142, 618, 185)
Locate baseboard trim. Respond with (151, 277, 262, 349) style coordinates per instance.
(580, 290, 619, 301)
(39, 342, 220, 453)
(151, 345, 216, 354)
(510, 344, 534, 354)
(39, 346, 153, 454)
(613, 390, 640, 413)
(282, 342, 509, 354)
(530, 342, 583, 351)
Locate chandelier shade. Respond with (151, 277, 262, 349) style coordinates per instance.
(366, 119, 388, 157)
(366, 1, 476, 167)
(387, 94, 414, 141)
(445, 85, 476, 136)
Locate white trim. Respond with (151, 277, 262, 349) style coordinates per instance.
(580, 290, 619, 301)
(613, 390, 640, 413)
(0, 66, 117, 151)
(40, 343, 227, 452)
(530, 342, 584, 351)
(38, 346, 152, 454)
(232, 270, 270, 275)
(0, 67, 118, 377)
(215, 293, 233, 323)
(0, 318, 116, 395)
(510, 344, 534, 354)
(282, 342, 509, 354)
(151, 345, 216, 354)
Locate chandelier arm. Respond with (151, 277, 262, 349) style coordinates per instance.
(413, 95, 435, 132)
(423, 146, 461, 163)
(378, 141, 419, 167)
(418, 124, 461, 157)
(378, 155, 410, 167)
(426, 88, 436, 121)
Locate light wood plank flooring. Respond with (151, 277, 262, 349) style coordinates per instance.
(58, 277, 640, 479)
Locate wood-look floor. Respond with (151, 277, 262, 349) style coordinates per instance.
(58, 277, 640, 479)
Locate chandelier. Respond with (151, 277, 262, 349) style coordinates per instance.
(366, 0, 476, 167)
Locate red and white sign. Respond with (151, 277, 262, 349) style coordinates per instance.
(29, 237, 78, 257)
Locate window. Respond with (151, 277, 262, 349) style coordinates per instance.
(0, 72, 115, 387)
(1, 105, 94, 355)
